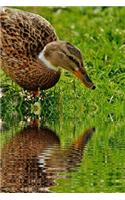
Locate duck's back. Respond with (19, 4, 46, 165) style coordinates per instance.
(0, 8, 60, 91)
(0, 7, 57, 58)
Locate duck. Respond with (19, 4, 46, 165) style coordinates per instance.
(0, 7, 95, 95)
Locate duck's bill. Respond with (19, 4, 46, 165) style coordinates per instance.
(74, 68, 96, 89)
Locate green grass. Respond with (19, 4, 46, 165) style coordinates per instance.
(1, 7, 125, 192)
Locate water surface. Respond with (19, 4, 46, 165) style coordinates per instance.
(0, 104, 125, 192)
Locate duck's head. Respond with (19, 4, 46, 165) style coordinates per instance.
(39, 41, 95, 89)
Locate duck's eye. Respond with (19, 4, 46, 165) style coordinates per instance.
(66, 42, 72, 46)
(67, 55, 80, 68)
(66, 43, 81, 58)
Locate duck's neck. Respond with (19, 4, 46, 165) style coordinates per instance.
(38, 50, 59, 72)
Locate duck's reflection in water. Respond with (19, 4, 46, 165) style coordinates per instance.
(1, 123, 95, 192)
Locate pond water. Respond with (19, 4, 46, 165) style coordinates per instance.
(0, 92, 125, 193)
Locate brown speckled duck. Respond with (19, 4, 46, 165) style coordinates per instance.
(0, 7, 95, 94)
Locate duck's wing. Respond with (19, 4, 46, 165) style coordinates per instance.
(0, 7, 58, 60)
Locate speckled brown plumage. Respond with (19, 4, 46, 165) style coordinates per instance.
(0, 8, 60, 91)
